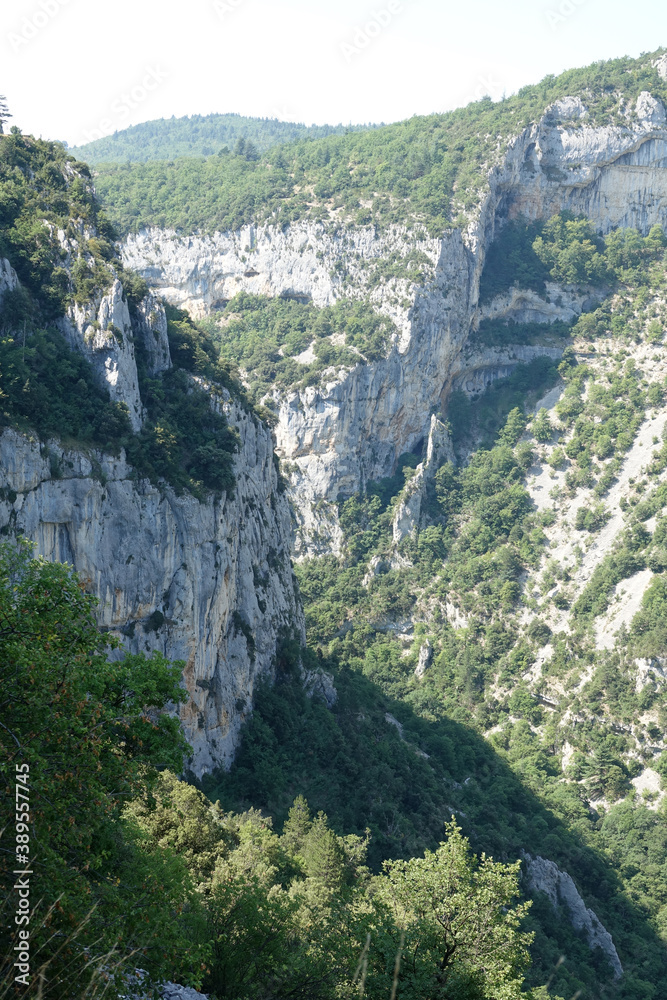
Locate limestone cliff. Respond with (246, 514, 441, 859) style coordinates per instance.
(0, 407, 303, 777)
(122, 92, 667, 556)
(524, 854, 623, 979)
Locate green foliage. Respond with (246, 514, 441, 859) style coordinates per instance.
(131, 766, 532, 1000)
(479, 218, 550, 302)
(371, 824, 532, 999)
(127, 367, 239, 497)
(629, 574, 667, 658)
(532, 213, 609, 287)
(0, 540, 202, 997)
(202, 293, 397, 402)
(480, 211, 667, 304)
(92, 51, 667, 237)
(531, 408, 554, 443)
(473, 319, 572, 348)
(449, 356, 560, 452)
(572, 540, 647, 623)
(574, 503, 611, 533)
(0, 132, 116, 320)
(164, 302, 238, 385)
(69, 113, 378, 165)
(0, 326, 133, 449)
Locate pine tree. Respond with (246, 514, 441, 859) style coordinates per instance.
(281, 794, 312, 854)
(0, 95, 10, 134)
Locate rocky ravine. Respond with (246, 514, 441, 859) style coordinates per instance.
(122, 90, 667, 556)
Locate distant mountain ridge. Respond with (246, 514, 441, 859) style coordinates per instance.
(67, 112, 380, 165)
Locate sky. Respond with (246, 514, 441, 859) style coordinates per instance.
(1, 0, 666, 146)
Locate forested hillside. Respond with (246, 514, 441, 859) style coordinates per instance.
(68, 112, 378, 165)
(91, 52, 667, 236)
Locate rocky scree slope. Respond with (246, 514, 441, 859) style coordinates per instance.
(121, 67, 667, 557)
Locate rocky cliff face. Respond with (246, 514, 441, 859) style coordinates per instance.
(524, 854, 623, 978)
(57, 278, 147, 432)
(122, 93, 667, 556)
(1, 223, 305, 776)
(0, 407, 303, 777)
(0, 256, 18, 304)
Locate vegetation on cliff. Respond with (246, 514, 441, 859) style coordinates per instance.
(212, 243, 667, 999)
(0, 130, 240, 497)
(199, 293, 397, 404)
(91, 51, 667, 237)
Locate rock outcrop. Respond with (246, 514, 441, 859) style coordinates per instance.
(122, 96, 667, 556)
(134, 289, 172, 375)
(57, 281, 171, 432)
(0, 256, 18, 305)
(524, 854, 623, 979)
(0, 406, 303, 777)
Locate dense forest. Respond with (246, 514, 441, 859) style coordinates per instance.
(68, 113, 378, 165)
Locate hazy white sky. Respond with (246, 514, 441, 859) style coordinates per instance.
(1, 0, 665, 146)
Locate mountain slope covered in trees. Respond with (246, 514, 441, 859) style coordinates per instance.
(3, 48, 667, 1000)
(90, 51, 667, 236)
(68, 112, 378, 165)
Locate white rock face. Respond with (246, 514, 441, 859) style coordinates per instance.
(449, 343, 564, 399)
(0, 412, 304, 777)
(122, 99, 667, 555)
(478, 282, 601, 327)
(635, 657, 667, 694)
(303, 667, 337, 708)
(58, 279, 144, 431)
(500, 107, 667, 233)
(0, 257, 18, 305)
(123, 223, 438, 345)
(524, 854, 623, 979)
(415, 640, 433, 678)
(134, 290, 171, 375)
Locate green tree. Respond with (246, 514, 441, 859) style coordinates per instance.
(0, 96, 10, 134)
(533, 213, 610, 287)
(369, 822, 533, 999)
(0, 540, 203, 998)
(531, 408, 553, 443)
